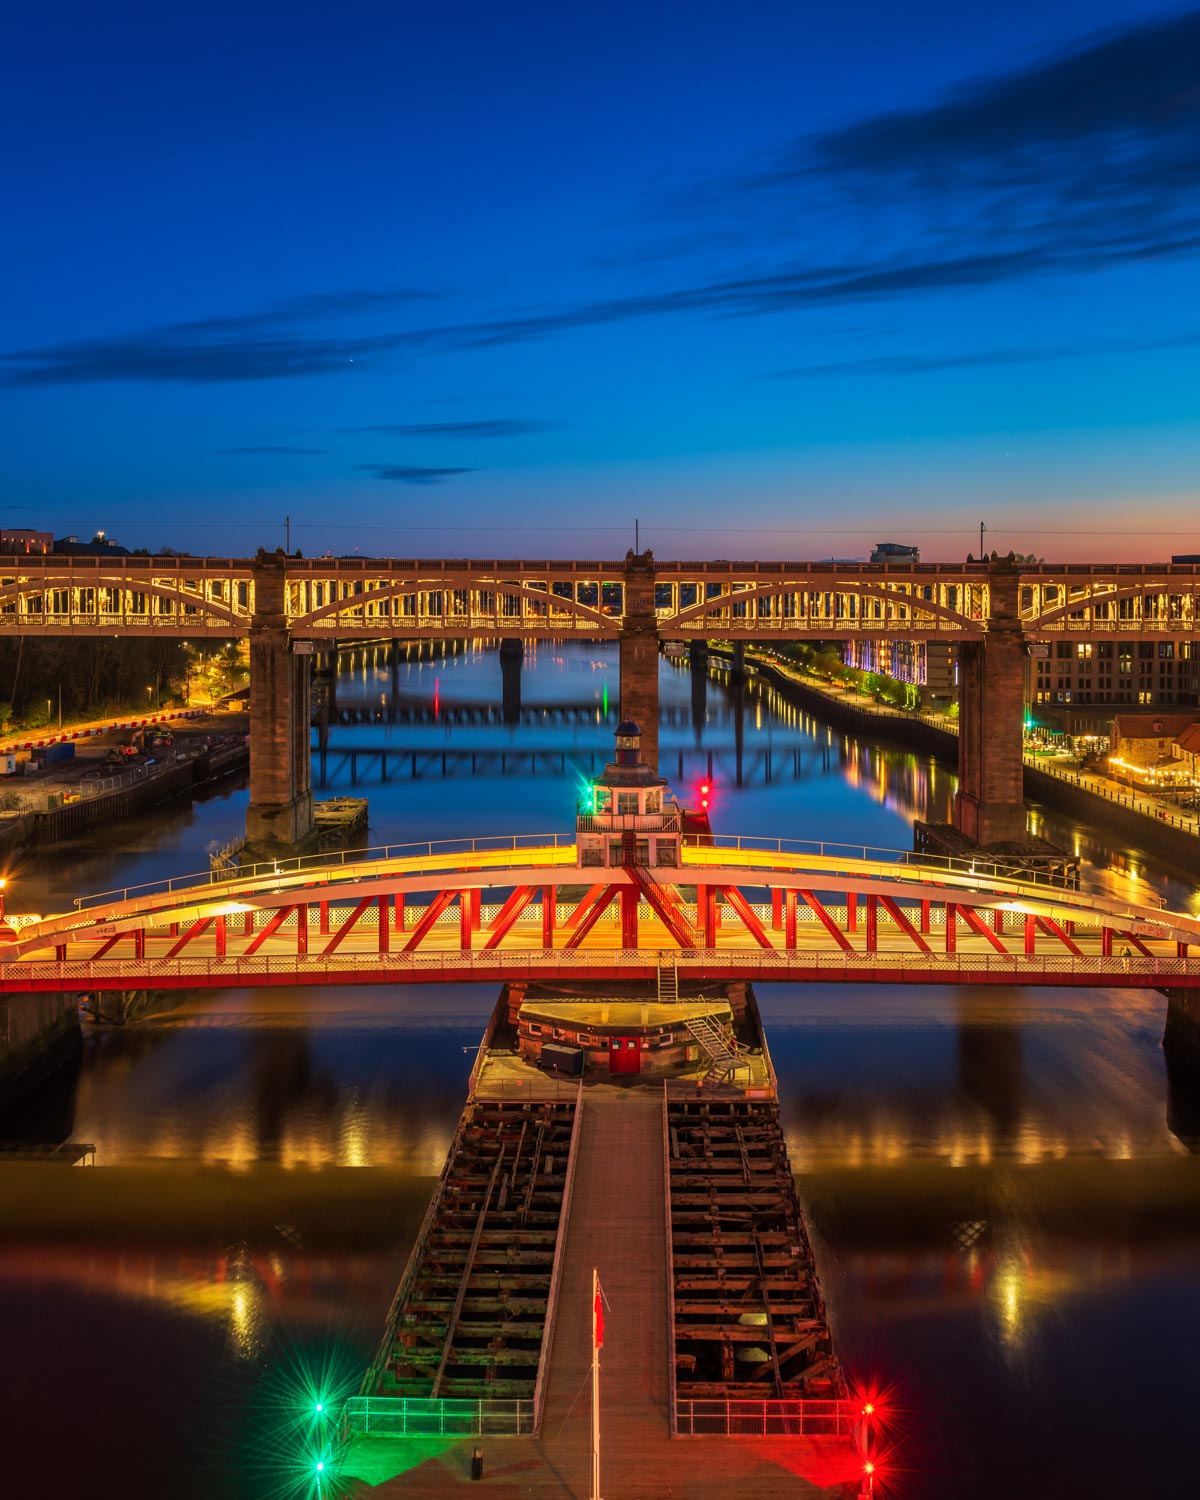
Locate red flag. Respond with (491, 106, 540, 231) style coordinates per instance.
(593, 1278, 605, 1349)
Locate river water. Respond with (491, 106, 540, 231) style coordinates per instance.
(3, 642, 1199, 1499)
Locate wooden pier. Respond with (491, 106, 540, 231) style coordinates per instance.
(342, 989, 864, 1497)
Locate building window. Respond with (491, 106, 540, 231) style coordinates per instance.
(618, 793, 638, 815)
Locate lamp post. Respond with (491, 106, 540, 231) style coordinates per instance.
(0, 878, 15, 940)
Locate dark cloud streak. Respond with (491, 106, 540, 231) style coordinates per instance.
(763, 330, 1200, 380)
(215, 444, 327, 454)
(340, 419, 557, 438)
(359, 465, 474, 485)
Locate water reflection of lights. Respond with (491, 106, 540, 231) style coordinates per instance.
(230, 1280, 262, 1357)
(203, 1115, 258, 1173)
(993, 1257, 1025, 1346)
(337, 1099, 370, 1168)
(785, 1113, 1170, 1170)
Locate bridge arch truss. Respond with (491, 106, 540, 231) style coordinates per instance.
(5, 840, 1198, 993)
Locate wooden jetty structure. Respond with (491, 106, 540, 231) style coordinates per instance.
(340, 981, 872, 1498)
(363, 1088, 581, 1427)
(667, 1096, 842, 1427)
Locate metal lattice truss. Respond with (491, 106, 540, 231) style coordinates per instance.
(1, 555, 1198, 639)
(3, 837, 1199, 992)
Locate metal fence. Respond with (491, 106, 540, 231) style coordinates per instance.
(7, 946, 1199, 991)
(342, 1396, 535, 1437)
(73, 831, 579, 909)
(676, 1397, 860, 1437)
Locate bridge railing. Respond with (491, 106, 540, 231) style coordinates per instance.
(342, 1396, 535, 1437)
(675, 1397, 860, 1437)
(72, 832, 577, 910)
(8, 948, 1199, 990)
(680, 833, 1056, 885)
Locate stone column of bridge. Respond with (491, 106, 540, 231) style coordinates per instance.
(246, 551, 314, 849)
(1164, 990, 1200, 1083)
(953, 556, 1027, 846)
(499, 637, 523, 726)
(620, 550, 660, 770)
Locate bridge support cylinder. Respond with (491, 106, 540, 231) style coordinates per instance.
(953, 560, 1028, 846)
(246, 551, 315, 850)
(0, 990, 81, 1110)
(620, 551, 660, 771)
(1164, 989, 1200, 1083)
(499, 638, 523, 726)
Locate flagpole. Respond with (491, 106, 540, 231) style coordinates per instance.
(591, 1266, 601, 1500)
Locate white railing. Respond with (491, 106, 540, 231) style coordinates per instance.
(342, 1396, 535, 1437)
(676, 1397, 860, 1437)
(73, 832, 579, 909)
(575, 812, 683, 833)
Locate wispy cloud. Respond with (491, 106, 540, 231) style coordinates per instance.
(801, 9, 1200, 186)
(215, 444, 328, 454)
(173, 287, 436, 336)
(3, 10, 1199, 387)
(763, 331, 1200, 380)
(732, 8, 1200, 286)
(339, 419, 558, 439)
(359, 465, 474, 485)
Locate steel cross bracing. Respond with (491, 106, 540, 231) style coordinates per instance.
(2, 554, 1199, 640)
(3, 836, 1199, 993)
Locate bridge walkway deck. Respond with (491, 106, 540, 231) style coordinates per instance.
(343, 1081, 859, 1496)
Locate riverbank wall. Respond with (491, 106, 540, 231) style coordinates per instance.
(0, 991, 81, 1111)
(3, 741, 249, 852)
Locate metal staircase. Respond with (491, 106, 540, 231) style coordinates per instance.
(627, 863, 701, 948)
(657, 957, 679, 1007)
(684, 1013, 744, 1087)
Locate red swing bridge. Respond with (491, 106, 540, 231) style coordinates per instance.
(3, 830, 1198, 996)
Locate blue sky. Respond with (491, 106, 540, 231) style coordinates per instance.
(2, 0, 1198, 560)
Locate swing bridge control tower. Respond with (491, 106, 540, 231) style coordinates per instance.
(335, 724, 880, 1499)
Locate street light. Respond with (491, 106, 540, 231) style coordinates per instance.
(0, 878, 15, 940)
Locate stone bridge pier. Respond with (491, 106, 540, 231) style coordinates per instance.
(620, 551, 660, 770)
(246, 551, 314, 850)
(953, 557, 1028, 846)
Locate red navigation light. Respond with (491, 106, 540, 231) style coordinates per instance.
(863, 1403, 874, 1416)
(863, 1461, 875, 1475)
(700, 782, 711, 795)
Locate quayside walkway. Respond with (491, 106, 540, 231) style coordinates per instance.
(343, 1082, 861, 1498)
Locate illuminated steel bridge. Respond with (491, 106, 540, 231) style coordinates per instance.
(3, 831, 1197, 995)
